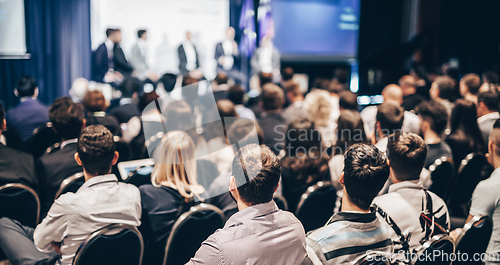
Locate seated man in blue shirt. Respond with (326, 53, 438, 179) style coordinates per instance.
(0, 125, 141, 265)
(187, 144, 307, 264)
(304, 144, 393, 264)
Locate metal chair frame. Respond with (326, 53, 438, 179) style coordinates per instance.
(55, 172, 84, 199)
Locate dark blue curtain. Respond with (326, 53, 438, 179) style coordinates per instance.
(0, 0, 91, 110)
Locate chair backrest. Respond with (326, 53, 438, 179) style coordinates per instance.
(0, 183, 40, 227)
(296, 181, 337, 232)
(125, 166, 153, 187)
(354, 251, 391, 265)
(273, 194, 288, 211)
(453, 216, 493, 265)
(55, 172, 85, 199)
(72, 223, 144, 265)
(428, 156, 454, 200)
(2, 128, 20, 149)
(412, 234, 455, 265)
(29, 122, 61, 160)
(163, 204, 225, 265)
(447, 153, 488, 214)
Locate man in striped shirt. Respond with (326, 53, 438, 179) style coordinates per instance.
(304, 144, 393, 264)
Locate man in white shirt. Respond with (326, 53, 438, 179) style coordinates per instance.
(178, 31, 200, 76)
(478, 91, 500, 143)
(0, 125, 142, 265)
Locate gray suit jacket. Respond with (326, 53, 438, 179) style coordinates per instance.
(130, 43, 149, 80)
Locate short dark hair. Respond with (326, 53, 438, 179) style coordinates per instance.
(281, 67, 294, 81)
(343, 143, 390, 210)
(82, 90, 107, 112)
(49, 97, 85, 139)
(77, 125, 116, 176)
(434, 76, 455, 100)
(119, 79, 140, 98)
(160, 73, 177, 93)
(387, 132, 427, 181)
(16, 75, 37, 97)
(106, 28, 119, 37)
(339, 91, 358, 110)
(461, 74, 481, 94)
(416, 100, 449, 135)
(232, 144, 281, 205)
(261, 83, 284, 111)
(137, 29, 147, 38)
(376, 103, 404, 136)
(478, 91, 499, 111)
(214, 72, 229, 85)
(228, 85, 245, 105)
(484, 71, 499, 84)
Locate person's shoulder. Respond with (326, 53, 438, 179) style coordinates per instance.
(373, 191, 402, 206)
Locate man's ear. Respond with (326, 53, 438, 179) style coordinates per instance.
(339, 172, 345, 186)
(34, 87, 39, 98)
(74, 152, 83, 166)
(229, 175, 237, 192)
(274, 182, 279, 193)
(14, 89, 19, 97)
(111, 151, 119, 166)
(82, 118, 87, 130)
(1, 119, 6, 131)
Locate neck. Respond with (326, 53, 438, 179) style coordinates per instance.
(83, 170, 98, 182)
(403, 87, 416, 97)
(20, 96, 35, 102)
(494, 156, 500, 170)
(290, 96, 303, 103)
(237, 200, 250, 211)
(341, 189, 370, 213)
(423, 129, 441, 142)
(480, 110, 496, 118)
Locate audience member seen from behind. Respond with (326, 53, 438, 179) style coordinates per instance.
(330, 110, 369, 188)
(477, 91, 500, 143)
(303, 89, 334, 147)
(258, 83, 287, 155)
(110, 78, 141, 124)
(82, 90, 121, 136)
(0, 102, 37, 190)
(0, 125, 141, 265)
(281, 118, 331, 213)
(304, 144, 392, 264)
(187, 144, 307, 264)
(429, 76, 455, 116)
(139, 131, 204, 265)
(400, 75, 424, 111)
(445, 99, 486, 168)
(415, 100, 453, 169)
(6, 75, 50, 150)
(373, 103, 405, 153)
(36, 97, 85, 215)
(338, 90, 359, 111)
(227, 84, 256, 121)
(459, 73, 482, 105)
(282, 82, 306, 122)
(373, 132, 450, 252)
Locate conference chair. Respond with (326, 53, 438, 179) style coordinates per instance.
(163, 204, 225, 265)
(0, 183, 40, 227)
(273, 194, 288, 211)
(72, 223, 144, 265)
(453, 216, 493, 265)
(412, 234, 455, 265)
(354, 251, 391, 265)
(296, 181, 337, 232)
(447, 153, 488, 217)
(126, 166, 153, 187)
(428, 156, 454, 200)
(55, 172, 85, 199)
(29, 122, 61, 160)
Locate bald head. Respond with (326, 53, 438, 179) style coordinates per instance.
(382, 84, 403, 105)
(399, 75, 416, 96)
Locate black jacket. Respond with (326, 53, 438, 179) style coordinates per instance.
(0, 143, 37, 191)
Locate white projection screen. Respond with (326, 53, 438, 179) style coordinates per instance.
(91, 0, 230, 79)
(0, 0, 28, 56)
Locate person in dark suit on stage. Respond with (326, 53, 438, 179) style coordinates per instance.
(36, 97, 85, 215)
(0, 102, 37, 191)
(6, 75, 50, 150)
(215, 27, 245, 84)
(178, 31, 201, 76)
(92, 28, 134, 83)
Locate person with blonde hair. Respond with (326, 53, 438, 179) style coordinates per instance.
(303, 89, 335, 147)
(139, 130, 204, 265)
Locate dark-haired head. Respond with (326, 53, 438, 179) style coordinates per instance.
(335, 110, 368, 155)
(416, 100, 448, 136)
(339, 90, 358, 111)
(376, 103, 404, 137)
(231, 144, 281, 206)
(431, 76, 455, 100)
(138, 29, 147, 39)
(82, 90, 107, 112)
(119, 79, 140, 98)
(342, 144, 390, 210)
(387, 132, 427, 181)
(483, 71, 500, 85)
(261, 83, 284, 111)
(449, 99, 486, 153)
(228, 85, 246, 105)
(160, 73, 177, 93)
(49, 97, 85, 140)
(460, 74, 481, 96)
(15, 75, 37, 98)
(478, 91, 499, 113)
(76, 125, 117, 176)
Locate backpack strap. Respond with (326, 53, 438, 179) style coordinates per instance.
(373, 204, 411, 252)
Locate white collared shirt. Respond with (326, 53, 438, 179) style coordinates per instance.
(183, 41, 197, 71)
(222, 40, 235, 70)
(104, 38, 114, 60)
(478, 111, 500, 124)
(33, 174, 141, 264)
(60, 138, 78, 150)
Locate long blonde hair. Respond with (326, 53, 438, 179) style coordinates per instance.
(151, 131, 203, 200)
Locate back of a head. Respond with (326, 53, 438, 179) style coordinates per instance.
(343, 143, 390, 210)
(416, 100, 449, 135)
(82, 90, 107, 112)
(434, 76, 455, 100)
(165, 100, 194, 131)
(334, 68, 349, 84)
(16, 75, 37, 98)
(77, 125, 115, 176)
(398, 75, 416, 90)
(217, 99, 237, 118)
(49, 97, 85, 139)
(284, 117, 322, 157)
(450, 99, 479, 132)
(387, 132, 427, 181)
(283, 82, 302, 98)
(258, 72, 273, 88)
(232, 144, 280, 205)
(228, 85, 246, 105)
(303, 89, 332, 127)
(382, 84, 403, 103)
(336, 110, 368, 154)
(281, 67, 294, 82)
(483, 71, 500, 85)
(119, 79, 139, 98)
(461, 74, 481, 95)
(261, 83, 284, 111)
(160, 73, 177, 93)
(478, 91, 499, 112)
(214, 72, 229, 85)
(376, 103, 404, 135)
(339, 90, 358, 110)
